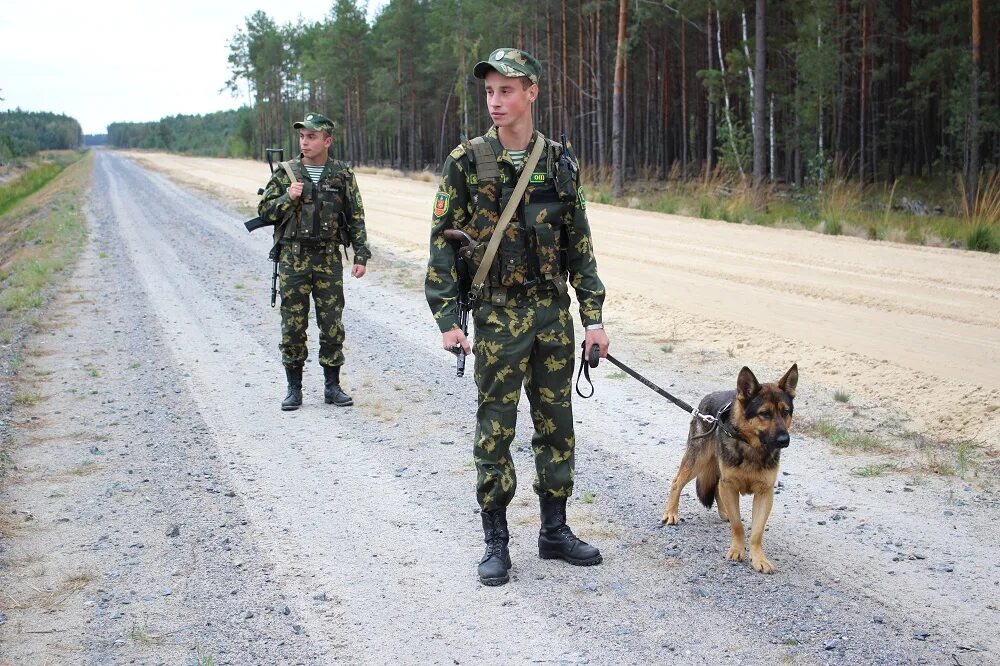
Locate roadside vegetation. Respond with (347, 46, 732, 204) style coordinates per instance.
(0, 150, 91, 481)
(585, 167, 1000, 254)
(0, 151, 83, 217)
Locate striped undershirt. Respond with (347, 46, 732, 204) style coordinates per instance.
(507, 149, 526, 171)
(303, 164, 325, 181)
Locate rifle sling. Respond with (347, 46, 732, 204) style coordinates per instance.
(268, 161, 302, 259)
(470, 135, 546, 298)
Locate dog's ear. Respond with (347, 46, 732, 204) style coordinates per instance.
(778, 363, 799, 398)
(736, 366, 761, 402)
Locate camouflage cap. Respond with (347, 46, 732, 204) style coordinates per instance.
(473, 48, 541, 84)
(293, 112, 335, 133)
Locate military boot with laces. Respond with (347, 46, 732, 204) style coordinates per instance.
(538, 496, 602, 566)
(478, 509, 512, 586)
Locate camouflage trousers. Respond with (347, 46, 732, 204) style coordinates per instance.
(278, 244, 346, 368)
(472, 285, 577, 512)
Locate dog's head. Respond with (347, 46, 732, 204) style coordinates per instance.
(734, 364, 798, 451)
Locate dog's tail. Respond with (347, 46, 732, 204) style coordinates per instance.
(695, 465, 719, 509)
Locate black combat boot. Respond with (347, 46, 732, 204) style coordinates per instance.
(323, 366, 353, 406)
(538, 496, 602, 566)
(478, 509, 512, 586)
(281, 365, 303, 411)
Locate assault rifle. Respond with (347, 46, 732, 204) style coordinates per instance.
(244, 148, 286, 307)
(442, 228, 478, 377)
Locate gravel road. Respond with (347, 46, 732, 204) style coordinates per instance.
(1, 150, 997, 665)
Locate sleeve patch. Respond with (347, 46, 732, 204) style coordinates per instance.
(577, 186, 587, 210)
(433, 192, 451, 218)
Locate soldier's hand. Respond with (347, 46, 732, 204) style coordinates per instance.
(351, 264, 366, 279)
(288, 182, 304, 200)
(584, 327, 610, 359)
(443, 329, 471, 356)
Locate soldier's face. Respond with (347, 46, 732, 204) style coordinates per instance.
(299, 130, 333, 163)
(484, 70, 536, 128)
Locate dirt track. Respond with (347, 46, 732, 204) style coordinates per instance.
(1, 150, 998, 664)
(133, 150, 1000, 450)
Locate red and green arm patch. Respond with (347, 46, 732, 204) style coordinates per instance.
(433, 191, 451, 218)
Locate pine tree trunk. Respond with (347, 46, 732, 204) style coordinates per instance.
(703, 10, 713, 183)
(595, 4, 606, 169)
(966, 0, 981, 212)
(859, 0, 870, 183)
(753, 0, 767, 210)
(611, 0, 628, 197)
(682, 19, 689, 177)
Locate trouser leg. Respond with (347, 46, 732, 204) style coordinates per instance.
(313, 250, 346, 368)
(278, 246, 313, 367)
(472, 300, 534, 512)
(525, 292, 576, 500)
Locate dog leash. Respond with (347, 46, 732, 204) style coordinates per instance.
(576, 344, 737, 435)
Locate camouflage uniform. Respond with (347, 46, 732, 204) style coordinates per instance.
(425, 124, 605, 512)
(258, 143, 371, 369)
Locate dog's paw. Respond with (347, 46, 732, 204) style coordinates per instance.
(661, 510, 679, 526)
(724, 546, 745, 562)
(751, 555, 775, 574)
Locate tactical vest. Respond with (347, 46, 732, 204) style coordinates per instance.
(463, 134, 576, 290)
(277, 159, 352, 244)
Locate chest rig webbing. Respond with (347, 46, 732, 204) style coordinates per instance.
(464, 136, 568, 301)
(277, 159, 348, 251)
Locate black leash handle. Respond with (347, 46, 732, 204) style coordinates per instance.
(575, 343, 601, 398)
(576, 343, 697, 415)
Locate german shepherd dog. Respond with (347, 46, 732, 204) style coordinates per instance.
(661, 364, 798, 574)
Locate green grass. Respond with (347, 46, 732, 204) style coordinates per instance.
(833, 390, 850, 403)
(0, 201, 87, 312)
(581, 491, 596, 504)
(812, 419, 890, 453)
(233, 282, 245, 289)
(965, 224, 999, 252)
(193, 648, 216, 666)
(580, 170, 999, 253)
(0, 154, 89, 318)
(129, 361, 141, 369)
(0, 330, 12, 344)
(607, 371, 627, 380)
(0, 448, 13, 479)
(851, 463, 896, 478)
(953, 440, 980, 477)
(0, 163, 67, 217)
(12, 391, 42, 406)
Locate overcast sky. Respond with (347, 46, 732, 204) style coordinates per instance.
(1, 1, 388, 135)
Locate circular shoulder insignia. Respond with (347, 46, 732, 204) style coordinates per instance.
(495, 50, 505, 60)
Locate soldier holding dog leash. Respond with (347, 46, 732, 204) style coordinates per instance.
(425, 48, 610, 586)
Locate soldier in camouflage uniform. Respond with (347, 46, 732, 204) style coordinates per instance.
(424, 49, 610, 586)
(258, 112, 371, 411)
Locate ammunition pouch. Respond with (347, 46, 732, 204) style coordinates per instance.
(481, 275, 567, 307)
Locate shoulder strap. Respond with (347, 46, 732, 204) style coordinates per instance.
(470, 135, 547, 298)
(280, 161, 299, 183)
(469, 136, 500, 182)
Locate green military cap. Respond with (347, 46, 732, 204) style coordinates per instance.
(473, 48, 541, 84)
(293, 112, 335, 133)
